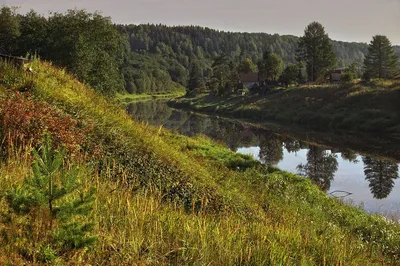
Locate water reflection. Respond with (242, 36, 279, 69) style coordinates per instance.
(296, 146, 339, 191)
(127, 100, 400, 215)
(362, 157, 399, 199)
(258, 133, 284, 166)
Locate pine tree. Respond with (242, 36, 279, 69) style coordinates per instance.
(258, 133, 283, 166)
(297, 146, 338, 191)
(297, 22, 337, 82)
(187, 61, 203, 92)
(363, 35, 399, 80)
(2, 134, 97, 262)
(362, 156, 398, 199)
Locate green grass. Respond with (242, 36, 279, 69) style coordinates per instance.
(171, 81, 400, 135)
(0, 60, 399, 265)
(116, 90, 186, 103)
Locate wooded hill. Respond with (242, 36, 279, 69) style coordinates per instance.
(119, 24, 400, 93)
(1, 7, 399, 95)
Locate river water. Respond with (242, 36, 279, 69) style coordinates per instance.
(127, 100, 400, 218)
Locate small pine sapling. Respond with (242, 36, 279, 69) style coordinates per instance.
(2, 134, 97, 262)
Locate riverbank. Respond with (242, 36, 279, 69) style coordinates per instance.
(170, 80, 400, 135)
(116, 90, 186, 103)
(0, 61, 400, 264)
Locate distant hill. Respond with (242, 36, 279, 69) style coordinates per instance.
(119, 24, 400, 93)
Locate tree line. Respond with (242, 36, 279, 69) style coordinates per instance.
(0, 7, 399, 95)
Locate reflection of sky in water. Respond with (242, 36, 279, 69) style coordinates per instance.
(237, 147, 400, 217)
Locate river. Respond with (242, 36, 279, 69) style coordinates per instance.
(127, 100, 400, 218)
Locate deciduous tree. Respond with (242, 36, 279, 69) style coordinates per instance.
(258, 51, 283, 82)
(280, 64, 299, 86)
(238, 57, 257, 73)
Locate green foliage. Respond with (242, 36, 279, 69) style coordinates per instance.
(2, 134, 96, 262)
(3, 6, 398, 96)
(258, 51, 283, 81)
(187, 61, 203, 92)
(280, 63, 299, 85)
(238, 57, 257, 73)
(210, 55, 238, 95)
(0, 6, 20, 54)
(173, 80, 400, 135)
(3, 8, 124, 94)
(342, 63, 359, 82)
(15, 10, 48, 56)
(297, 22, 337, 82)
(363, 35, 399, 80)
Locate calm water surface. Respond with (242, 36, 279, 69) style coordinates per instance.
(127, 100, 400, 217)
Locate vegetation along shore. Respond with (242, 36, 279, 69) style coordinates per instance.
(170, 80, 400, 135)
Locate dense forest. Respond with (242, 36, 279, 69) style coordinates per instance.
(1, 7, 399, 94)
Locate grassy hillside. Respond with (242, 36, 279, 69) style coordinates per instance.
(171, 81, 400, 135)
(0, 60, 399, 265)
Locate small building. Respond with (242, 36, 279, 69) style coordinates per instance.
(239, 72, 261, 90)
(0, 54, 30, 70)
(327, 68, 346, 83)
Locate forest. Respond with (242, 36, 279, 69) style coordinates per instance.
(1, 7, 399, 95)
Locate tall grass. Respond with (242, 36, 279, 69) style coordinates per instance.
(0, 60, 399, 264)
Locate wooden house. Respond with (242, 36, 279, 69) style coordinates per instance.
(239, 72, 260, 89)
(327, 68, 346, 83)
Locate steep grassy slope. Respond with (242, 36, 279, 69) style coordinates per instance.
(0, 60, 399, 265)
(171, 81, 400, 135)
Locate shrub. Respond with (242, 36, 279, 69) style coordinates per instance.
(0, 92, 95, 158)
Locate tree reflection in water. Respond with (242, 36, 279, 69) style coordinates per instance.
(126, 100, 400, 200)
(363, 157, 399, 199)
(297, 146, 339, 191)
(258, 133, 284, 166)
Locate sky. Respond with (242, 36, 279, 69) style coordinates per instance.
(2, 0, 400, 44)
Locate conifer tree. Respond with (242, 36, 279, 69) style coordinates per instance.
(3, 134, 96, 262)
(187, 61, 203, 92)
(363, 35, 399, 79)
(362, 156, 398, 199)
(297, 22, 337, 82)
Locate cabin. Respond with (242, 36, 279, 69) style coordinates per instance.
(0, 54, 30, 70)
(239, 72, 261, 90)
(327, 68, 346, 83)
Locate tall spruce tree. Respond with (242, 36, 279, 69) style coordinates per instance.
(297, 146, 338, 191)
(362, 156, 398, 199)
(297, 22, 337, 82)
(363, 35, 399, 79)
(187, 61, 203, 92)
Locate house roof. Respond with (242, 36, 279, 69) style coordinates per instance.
(240, 72, 259, 83)
(243, 82, 259, 89)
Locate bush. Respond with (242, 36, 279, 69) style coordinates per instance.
(0, 92, 95, 158)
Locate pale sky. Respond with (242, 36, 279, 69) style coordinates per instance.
(2, 0, 400, 44)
